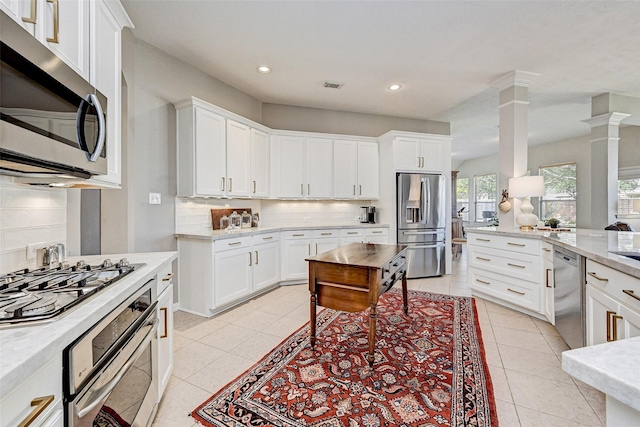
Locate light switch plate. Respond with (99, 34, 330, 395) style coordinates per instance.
(27, 242, 45, 260)
(149, 193, 161, 205)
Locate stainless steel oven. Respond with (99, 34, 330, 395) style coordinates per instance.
(64, 278, 158, 427)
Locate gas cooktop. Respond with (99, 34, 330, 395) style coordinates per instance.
(0, 259, 143, 326)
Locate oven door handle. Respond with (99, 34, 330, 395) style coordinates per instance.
(76, 318, 158, 419)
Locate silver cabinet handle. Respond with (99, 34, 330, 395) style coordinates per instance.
(315, 243, 318, 254)
(507, 242, 526, 247)
(353, 184, 356, 195)
(321, 232, 332, 236)
(301, 183, 304, 195)
(262, 236, 273, 240)
(507, 263, 526, 269)
(417, 156, 421, 168)
(359, 185, 362, 195)
(22, 0, 37, 23)
(588, 271, 609, 282)
(228, 241, 242, 246)
(229, 177, 233, 192)
(160, 307, 168, 339)
(476, 256, 491, 261)
(477, 238, 490, 242)
(308, 184, 310, 195)
(347, 231, 358, 235)
(308, 244, 311, 256)
(476, 279, 490, 285)
(543, 248, 551, 252)
(255, 251, 259, 265)
(292, 233, 305, 237)
(221, 177, 225, 191)
(253, 180, 257, 194)
(249, 252, 252, 266)
(546, 268, 551, 288)
(507, 288, 525, 296)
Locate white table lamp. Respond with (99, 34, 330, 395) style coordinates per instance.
(508, 175, 545, 230)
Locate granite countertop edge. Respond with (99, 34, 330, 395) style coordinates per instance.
(0, 251, 177, 397)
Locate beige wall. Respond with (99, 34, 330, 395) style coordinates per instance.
(262, 103, 450, 137)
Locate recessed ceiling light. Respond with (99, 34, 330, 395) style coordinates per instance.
(257, 66, 271, 74)
(388, 84, 402, 91)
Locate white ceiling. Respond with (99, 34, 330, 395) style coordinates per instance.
(120, 1, 640, 163)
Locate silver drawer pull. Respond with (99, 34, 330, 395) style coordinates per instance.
(623, 289, 640, 302)
(347, 232, 358, 235)
(372, 231, 383, 234)
(588, 271, 609, 282)
(543, 248, 551, 252)
(507, 263, 526, 269)
(507, 288, 525, 296)
(228, 241, 242, 246)
(476, 256, 491, 262)
(477, 238, 490, 242)
(507, 242, 526, 247)
(321, 232, 333, 236)
(476, 279, 490, 285)
(262, 236, 273, 240)
(292, 233, 305, 237)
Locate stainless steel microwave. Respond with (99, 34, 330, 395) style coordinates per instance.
(0, 11, 107, 181)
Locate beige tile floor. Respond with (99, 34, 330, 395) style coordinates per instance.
(152, 252, 605, 426)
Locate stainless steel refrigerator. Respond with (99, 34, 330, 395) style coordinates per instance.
(397, 173, 446, 278)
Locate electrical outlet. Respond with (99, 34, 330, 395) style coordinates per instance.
(149, 193, 161, 205)
(27, 242, 45, 260)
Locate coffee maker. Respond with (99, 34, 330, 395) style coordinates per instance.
(360, 206, 376, 223)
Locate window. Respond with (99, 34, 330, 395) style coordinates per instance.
(539, 162, 576, 227)
(456, 177, 469, 221)
(618, 176, 640, 216)
(474, 174, 496, 222)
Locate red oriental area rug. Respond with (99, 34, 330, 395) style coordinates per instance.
(192, 289, 497, 427)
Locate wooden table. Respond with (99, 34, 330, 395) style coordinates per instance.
(306, 242, 408, 366)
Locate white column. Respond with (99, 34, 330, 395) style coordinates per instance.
(490, 71, 539, 229)
(583, 113, 630, 229)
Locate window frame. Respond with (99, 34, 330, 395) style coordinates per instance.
(617, 167, 640, 219)
(473, 173, 497, 222)
(538, 162, 577, 227)
(456, 176, 469, 222)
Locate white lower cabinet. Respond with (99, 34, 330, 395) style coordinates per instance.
(157, 262, 174, 401)
(252, 233, 280, 292)
(339, 228, 365, 245)
(0, 354, 63, 427)
(365, 228, 388, 244)
(214, 237, 253, 306)
(280, 230, 339, 281)
(586, 259, 640, 346)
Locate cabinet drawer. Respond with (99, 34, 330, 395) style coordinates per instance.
(468, 233, 540, 255)
(157, 261, 174, 294)
(469, 267, 540, 312)
(215, 236, 252, 252)
(468, 246, 540, 283)
(281, 230, 311, 240)
(252, 232, 280, 245)
(340, 228, 364, 237)
(365, 228, 388, 237)
(586, 259, 640, 312)
(541, 242, 554, 262)
(312, 229, 339, 238)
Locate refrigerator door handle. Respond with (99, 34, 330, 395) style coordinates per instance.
(402, 231, 441, 235)
(406, 244, 446, 249)
(421, 177, 430, 225)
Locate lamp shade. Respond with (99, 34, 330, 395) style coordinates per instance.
(508, 175, 545, 198)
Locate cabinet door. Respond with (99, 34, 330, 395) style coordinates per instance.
(157, 283, 173, 400)
(195, 108, 226, 196)
(282, 238, 311, 280)
(620, 304, 640, 340)
(250, 128, 270, 198)
(420, 139, 443, 172)
(276, 136, 305, 198)
(357, 141, 379, 199)
(226, 120, 251, 197)
(313, 238, 339, 256)
(41, 0, 90, 80)
(87, 0, 122, 186)
(253, 241, 280, 291)
(305, 137, 333, 198)
(0, 0, 33, 33)
(214, 248, 252, 306)
(544, 256, 554, 324)
(586, 285, 620, 346)
(393, 137, 421, 171)
(333, 140, 358, 198)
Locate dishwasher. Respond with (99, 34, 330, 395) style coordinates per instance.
(553, 247, 586, 349)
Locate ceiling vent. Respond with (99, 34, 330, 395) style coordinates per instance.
(323, 81, 344, 89)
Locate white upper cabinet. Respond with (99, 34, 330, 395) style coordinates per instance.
(0, 0, 91, 80)
(333, 140, 379, 199)
(225, 119, 251, 197)
(176, 98, 270, 198)
(273, 135, 333, 199)
(393, 136, 445, 172)
(250, 128, 270, 197)
(85, 0, 131, 187)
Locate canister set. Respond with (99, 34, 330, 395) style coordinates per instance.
(220, 211, 259, 231)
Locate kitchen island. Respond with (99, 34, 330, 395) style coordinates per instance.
(466, 226, 640, 426)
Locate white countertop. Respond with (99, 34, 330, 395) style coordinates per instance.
(466, 226, 640, 410)
(0, 251, 177, 397)
(175, 223, 390, 241)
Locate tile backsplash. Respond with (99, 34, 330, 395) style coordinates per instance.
(175, 198, 369, 233)
(0, 177, 67, 273)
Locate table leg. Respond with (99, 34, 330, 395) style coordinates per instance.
(368, 303, 377, 367)
(310, 292, 317, 348)
(402, 272, 408, 315)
